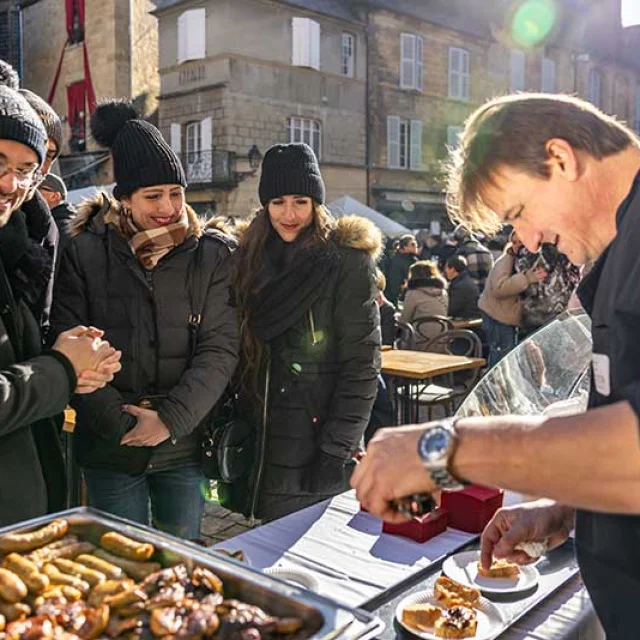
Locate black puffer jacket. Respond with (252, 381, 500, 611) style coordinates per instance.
(50, 194, 239, 475)
(219, 216, 382, 521)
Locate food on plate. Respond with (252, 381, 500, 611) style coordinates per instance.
(75, 553, 125, 580)
(476, 558, 520, 579)
(100, 531, 155, 562)
(514, 540, 548, 558)
(1, 554, 49, 596)
(93, 548, 161, 582)
(0, 519, 68, 553)
(434, 606, 478, 638)
(402, 602, 443, 630)
(434, 576, 480, 609)
(0, 568, 28, 603)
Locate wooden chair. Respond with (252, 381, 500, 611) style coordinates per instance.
(415, 329, 484, 419)
(412, 315, 453, 348)
(394, 319, 416, 350)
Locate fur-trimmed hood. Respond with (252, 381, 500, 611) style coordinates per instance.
(210, 213, 383, 261)
(68, 192, 203, 239)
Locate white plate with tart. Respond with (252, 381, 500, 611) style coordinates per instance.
(443, 550, 539, 595)
(396, 586, 506, 640)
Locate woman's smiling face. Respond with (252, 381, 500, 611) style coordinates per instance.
(268, 195, 314, 242)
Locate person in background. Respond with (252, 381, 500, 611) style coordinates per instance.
(385, 234, 418, 305)
(479, 231, 546, 368)
(39, 173, 75, 259)
(220, 142, 381, 522)
(453, 224, 494, 292)
(375, 268, 397, 347)
(51, 100, 238, 539)
(401, 260, 448, 349)
(0, 85, 121, 525)
(444, 254, 479, 319)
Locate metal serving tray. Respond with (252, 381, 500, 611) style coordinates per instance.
(0, 507, 384, 640)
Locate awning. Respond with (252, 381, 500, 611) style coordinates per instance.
(328, 195, 411, 238)
(67, 183, 114, 205)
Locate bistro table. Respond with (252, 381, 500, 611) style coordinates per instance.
(450, 317, 483, 330)
(213, 491, 602, 640)
(381, 350, 486, 422)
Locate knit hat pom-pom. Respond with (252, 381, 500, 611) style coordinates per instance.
(90, 99, 138, 148)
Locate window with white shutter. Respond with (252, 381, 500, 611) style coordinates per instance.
(541, 57, 556, 92)
(186, 122, 201, 163)
(170, 123, 181, 154)
(292, 17, 320, 70)
(588, 69, 602, 108)
(387, 116, 400, 168)
(287, 117, 321, 158)
(177, 8, 206, 64)
(341, 33, 355, 77)
(510, 49, 526, 91)
(400, 33, 423, 90)
(449, 47, 470, 100)
(446, 125, 463, 150)
(410, 119, 422, 170)
(201, 116, 212, 154)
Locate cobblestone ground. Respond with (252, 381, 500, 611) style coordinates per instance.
(200, 498, 257, 545)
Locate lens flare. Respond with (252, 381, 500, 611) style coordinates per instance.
(511, 0, 557, 48)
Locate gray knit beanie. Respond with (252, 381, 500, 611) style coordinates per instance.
(0, 86, 47, 165)
(19, 89, 63, 157)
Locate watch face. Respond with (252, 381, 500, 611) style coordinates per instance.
(421, 426, 450, 463)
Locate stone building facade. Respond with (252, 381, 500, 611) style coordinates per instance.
(22, 0, 159, 189)
(155, 0, 367, 215)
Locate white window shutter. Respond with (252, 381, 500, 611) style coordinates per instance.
(292, 17, 306, 66)
(410, 119, 422, 170)
(415, 36, 423, 91)
(387, 116, 400, 168)
(448, 47, 459, 97)
(177, 13, 187, 64)
(461, 49, 469, 99)
(309, 19, 320, 70)
(400, 34, 414, 88)
(170, 123, 181, 154)
(200, 116, 212, 153)
(189, 8, 206, 61)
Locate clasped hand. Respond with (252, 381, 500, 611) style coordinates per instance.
(120, 405, 171, 447)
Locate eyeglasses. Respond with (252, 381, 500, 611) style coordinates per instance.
(0, 159, 40, 188)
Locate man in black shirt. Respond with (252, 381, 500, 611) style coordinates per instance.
(351, 93, 640, 639)
(444, 255, 479, 319)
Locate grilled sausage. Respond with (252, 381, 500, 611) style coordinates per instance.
(0, 568, 28, 603)
(41, 564, 90, 596)
(51, 559, 105, 587)
(93, 549, 160, 582)
(0, 601, 30, 622)
(0, 519, 68, 553)
(26, 536, 79, 565)
(74, 554, 124, 580)
(99, 532, 154, 561)
(2, 554, 49, 596)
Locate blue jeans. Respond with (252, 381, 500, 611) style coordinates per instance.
(482, 313, 518, 369)
(83, 464, 206, 540)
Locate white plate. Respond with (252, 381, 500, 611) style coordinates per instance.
(395, 589, 505, 640)
(442, 551, 539, 595)
(263, 567, 320, 591)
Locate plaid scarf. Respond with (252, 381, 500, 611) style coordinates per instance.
(107, 206, 189, 270)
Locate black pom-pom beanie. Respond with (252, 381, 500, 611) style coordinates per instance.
(90, 99, 186, 198)
(258, 143, 325, 206)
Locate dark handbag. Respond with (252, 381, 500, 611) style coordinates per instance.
(188, 237, 254, 482)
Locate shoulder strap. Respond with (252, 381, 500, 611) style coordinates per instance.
(187, 236, 208, 366)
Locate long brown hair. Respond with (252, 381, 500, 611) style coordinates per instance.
(234, 202, 336, 397)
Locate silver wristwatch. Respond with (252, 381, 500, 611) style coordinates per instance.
(417, 418, 466, 491)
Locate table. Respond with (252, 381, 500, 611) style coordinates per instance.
(212, 491, 602, 639)
(381, 350, 485, 422)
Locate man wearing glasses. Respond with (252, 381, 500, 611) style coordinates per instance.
(0, 84, 121, 525)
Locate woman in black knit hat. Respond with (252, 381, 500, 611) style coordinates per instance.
(51, 100, 239, 539)
(218, 142, 382, 522)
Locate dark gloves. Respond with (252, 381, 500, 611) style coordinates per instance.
(307, 451, 348, 495)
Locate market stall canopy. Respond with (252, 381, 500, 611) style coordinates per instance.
(67, 183, 115, 205)
(328, 195, 411, 238)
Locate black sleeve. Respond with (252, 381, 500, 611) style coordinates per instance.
(319, 249, 381, 459)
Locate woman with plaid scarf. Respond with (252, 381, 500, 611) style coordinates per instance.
(50, 100, 239, 539)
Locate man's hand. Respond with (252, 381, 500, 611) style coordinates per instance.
(350, 425, 434, 522)
(120, 406, 171, 447)
(52, 326, 116, 375)
(75, 350, 122, 394)
(481, 499, 574, 569)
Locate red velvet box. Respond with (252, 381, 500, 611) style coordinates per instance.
(382, 508, 449, 542)
(440, 485, 504, 533)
